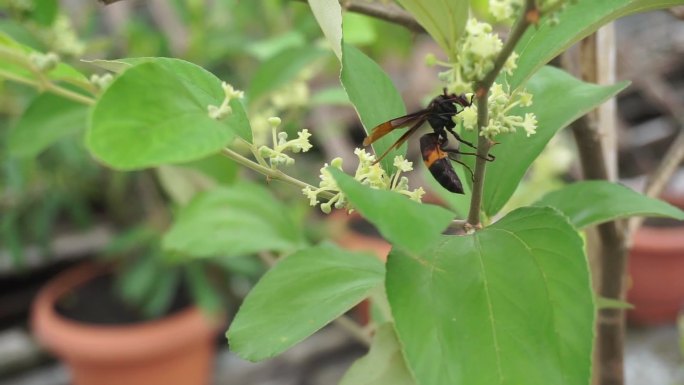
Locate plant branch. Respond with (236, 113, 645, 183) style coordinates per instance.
(466, 0, 538, 227)
(220, 147, 335, 199)
(294, 0, 424, 33)
(0, 47, 95, 106)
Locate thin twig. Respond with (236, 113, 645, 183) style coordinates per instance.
(292, 0, 427, 33)
(220, 147, 335, 199)
(466, 0, 538, 227)
(99, 0, 424, 32)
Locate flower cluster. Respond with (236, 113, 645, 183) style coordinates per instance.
(429, 18, 517, 94)
(302, 150, 425, 213)
(90, 73, 114, 90)
(29, 52, 60, 72)
(208, 82, 244, 120)
(489, 0, 524, 22)
(250, 69, 313, 146)
(257, 117, 313, 168)
(454, 83, 537, 139)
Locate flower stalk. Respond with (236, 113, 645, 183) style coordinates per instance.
(466, 0, 539, 228)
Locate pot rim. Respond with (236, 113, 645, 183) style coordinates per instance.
(32, 263, 223, 362)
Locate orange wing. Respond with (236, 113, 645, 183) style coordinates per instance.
(362, 111, 427, 147)
(371, 119, 424, 165)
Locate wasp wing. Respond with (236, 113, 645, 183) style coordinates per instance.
(362, 110, 427, 146)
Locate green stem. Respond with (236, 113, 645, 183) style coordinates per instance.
(220, 147, 335, 199)
(0, 46, 95, 105)
(466, 0, 538, 228)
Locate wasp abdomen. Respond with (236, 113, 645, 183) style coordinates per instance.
(420, 133, 464, 194)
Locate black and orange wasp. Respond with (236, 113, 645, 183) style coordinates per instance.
(363, 89, 494, 194)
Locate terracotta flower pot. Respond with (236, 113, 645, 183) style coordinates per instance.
(627, 195, 684, 325)
(32, 263, 222, 385)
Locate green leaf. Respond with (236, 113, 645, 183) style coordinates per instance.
(596, 296, 633, 310)
(339, 323, 416, 385)
(387, 206, 594, 385)
(248, 46, 326, 103)
(228, 244, 384, 361)
(186, 263, 223, 315)
(330, 168, 454, 253)
(156, 165, 217, 205)
(31, 0, 58, 26)
(162, 183, 305, 258)
(310, 86, 350, 106)
(395, 0, 468, 57)
(464, 66, 629, 217)
(8, 93, 88, 158)
(88, 58, 247, 170)
(309, 0, 343, 59)
(424, 166, 471, 218)
(510, 0, 684, 89)
(535, 181, 684, 229)
(340, 44, 406, 173)
(245, 31, 306, 60)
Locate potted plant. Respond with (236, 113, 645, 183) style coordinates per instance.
(0, 2, 311, 384)
(628, 192, 684, 325)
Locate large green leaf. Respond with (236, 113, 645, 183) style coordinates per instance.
(387, 206, 594, 385)
(8, 93, 88, 158)
(228, 244, 384, 361)
(162, 183, 304, 258)
(395, 0, 468, 57)
(509, 0, 684, 89)
(87, 58, 247, 170)
(339, 323, 416, 385)
(340, 44, 406, 173)
(330, 168, 454, 254)
(463, 66, 628, 217)
(535, 181, 684, 229)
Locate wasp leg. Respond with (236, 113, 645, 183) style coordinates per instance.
(445, 127, 478, 151)
(444, 147, 495, 162)
(444, 152, 476, 183)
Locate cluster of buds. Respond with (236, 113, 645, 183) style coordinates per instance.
(302, 150, 425, 213)
(490, 0, 573, 25)
(208, 82, 245, 120)
(257, 117, 313, 168)
(454, 83, 537, 139)
(428, 18, 517, 95)
(29, 52, 60, 72)
(90, 73, 114, 91)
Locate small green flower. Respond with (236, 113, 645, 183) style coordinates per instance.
(29, 52, 60, 72)
(454, 82, 537, 140)
(208, 82, 244, 120)
(302, 152, 425, 213)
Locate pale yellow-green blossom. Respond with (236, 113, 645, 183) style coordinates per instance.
(208, 82, 244, 120)
(454, 82, 537, 140)
(303, 152, 425, 213)
(258, 117, 313, 168)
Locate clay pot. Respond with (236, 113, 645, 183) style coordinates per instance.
(32, 264, 221, 385)
(627, 195, 684, 325)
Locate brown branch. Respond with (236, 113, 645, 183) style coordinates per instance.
(566, 32, 626, 385)
(100, 0, 424, 33)
(292, 0, 424, 33)
(466, 0, 539, 227)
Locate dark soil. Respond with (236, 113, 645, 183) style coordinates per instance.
(55, 274, 191, 325)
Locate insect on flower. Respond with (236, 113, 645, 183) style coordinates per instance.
(363, 89, 494, 194)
